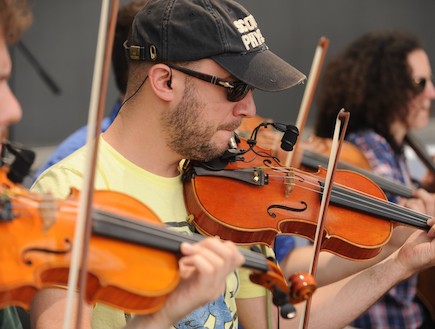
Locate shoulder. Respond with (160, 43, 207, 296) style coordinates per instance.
(31, 146, 88, 198)
(347, 129, 388, 148)
(347, 129, 393, 158)
(35, 117, 113, 180)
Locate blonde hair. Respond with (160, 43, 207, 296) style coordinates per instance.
(0, 0, 32, 43)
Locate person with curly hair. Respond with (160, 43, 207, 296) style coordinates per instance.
(313, 30, 435, 329)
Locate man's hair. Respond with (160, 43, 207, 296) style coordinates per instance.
(0, 0, 32, 44)
(112, 0, 148, 94)
(314, 30, 422, 153)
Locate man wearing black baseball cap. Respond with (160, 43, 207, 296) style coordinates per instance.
(31, 0, 435, 328)
(124, 0, 306, 91)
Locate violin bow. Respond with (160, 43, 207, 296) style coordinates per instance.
(298, 109, 350, 329)
(62, 0, 119, 327)
(284, 37, 329, 168)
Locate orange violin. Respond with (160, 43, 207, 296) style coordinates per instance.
(0, 166, 314, 317)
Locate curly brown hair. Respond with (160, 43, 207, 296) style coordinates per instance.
(0, 0, 32, 44)
(314, 30, 423, 153)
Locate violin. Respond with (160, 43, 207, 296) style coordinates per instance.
(182, 136, 431, 261)
(0, 166, 314, 318)
(298, 136, 415, 198)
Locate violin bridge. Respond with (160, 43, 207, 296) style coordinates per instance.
(38, 193, 57, 232)
(284, 169, 294, 198)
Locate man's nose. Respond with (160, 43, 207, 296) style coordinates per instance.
(0, 83, 22, 126)
(234, 90, 256, 118)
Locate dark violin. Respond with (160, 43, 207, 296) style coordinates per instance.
(182, 134, 431, 261)
(299, 136, 415, 198)
(0, 166, 314, 318)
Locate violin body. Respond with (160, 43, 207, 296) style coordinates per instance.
(183, 162, 393, 261)
(0, 173, 179, 314)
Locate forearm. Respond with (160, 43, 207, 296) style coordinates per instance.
(303, 253, 408, 329)
(281, 246, 383, 287)
(30, 288, 93, 329)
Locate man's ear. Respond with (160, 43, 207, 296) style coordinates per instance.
(148, 64, 174, 101)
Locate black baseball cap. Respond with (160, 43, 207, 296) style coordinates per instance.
(125, 0, 306, 92)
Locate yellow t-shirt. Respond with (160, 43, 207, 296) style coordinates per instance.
(31, 136, 266, 329)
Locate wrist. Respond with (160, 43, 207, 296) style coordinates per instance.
(382, 249, 414, 284)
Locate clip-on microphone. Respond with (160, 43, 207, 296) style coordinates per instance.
(275, 123, 299, 152)
(1, 141, 36, 184)
(203, 121, 299, 170)
(251, 122, 299, 152)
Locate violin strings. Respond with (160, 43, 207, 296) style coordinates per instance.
(93, 210, 270, 271)
(293, 173, 429, 227)
(264, 167, 430, 230)
(329, 185, 429, 228)
(9, 197, 79, 213)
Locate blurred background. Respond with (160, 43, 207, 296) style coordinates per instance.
(9, 0, 435, 180)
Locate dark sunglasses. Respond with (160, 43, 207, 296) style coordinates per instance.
(413, 76, 434, 93)
(166, 64, 254, 102)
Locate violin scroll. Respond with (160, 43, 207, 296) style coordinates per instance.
(288, 272, 316, 304)
(249, 260, 317, 319)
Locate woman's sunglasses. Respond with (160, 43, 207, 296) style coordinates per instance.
(413, 76, 434, 93)
(166, 64, 254, 102)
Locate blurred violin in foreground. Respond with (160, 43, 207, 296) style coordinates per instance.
(0, 153, 314, 318)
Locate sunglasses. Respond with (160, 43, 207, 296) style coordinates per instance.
(413, 76, 434, 93)
(166, 64, 254, 102)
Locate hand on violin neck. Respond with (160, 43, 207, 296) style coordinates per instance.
(151, 237, 243, 326)
(178, 237, 244, 281)
(126, 237, 244, 329)
(394, 220, 435, 278)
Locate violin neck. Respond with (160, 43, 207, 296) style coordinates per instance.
(91, 209, 270, 273)
(329, 183, 430, 231)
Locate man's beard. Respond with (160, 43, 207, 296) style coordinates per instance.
(161, 83, 240, 162)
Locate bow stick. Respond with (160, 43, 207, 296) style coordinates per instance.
(62, 0, 119, 327)
(298, 109, 350, 329)
(284, 37, 329, 167)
